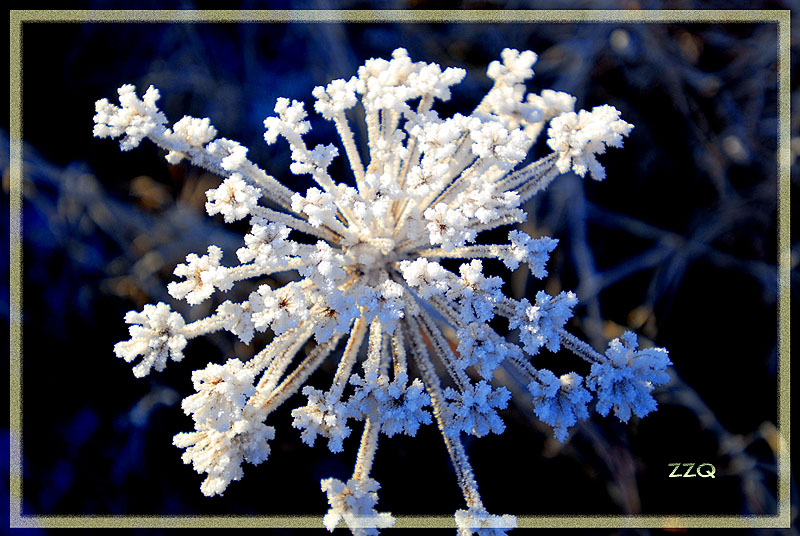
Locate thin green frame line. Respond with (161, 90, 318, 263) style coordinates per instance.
(7, 9, 791, 22)
(9, 9, 791, 530)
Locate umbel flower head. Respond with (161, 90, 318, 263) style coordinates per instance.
(97, 48, 669, 534)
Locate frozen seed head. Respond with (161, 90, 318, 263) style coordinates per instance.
(349, 371, 432, 437)
(444, 381, 511, 438)
(587, 332, 672, 422)
(173, 405, 274, 497)
(528, 370, 592, 442)
(99, 47, 665, 533)
(291, 386, 354, 453)
(547, 104, 634, 180)
(509, 290, 579, 356)
(182, 358, 256, 431)
(93, 84, 166, 151)
(113, 302, 186, 378)
(321, 477, 395, 535)
(205, 174, 260, 223)
(455, 506, 518, 536)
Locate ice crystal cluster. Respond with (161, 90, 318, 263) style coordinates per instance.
(97, 48, 671, 534)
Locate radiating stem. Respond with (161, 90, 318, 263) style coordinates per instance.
(329, 315, 368, 400)
(391, 321, 409, 387)
(516, 165, 560, 204)
(146, 130, 296, 211)
(182, 313, 227, 339)
(558, 328, 605, 364)
(414, 311, 470, 392)
(253, 206, 342, 243)
(497, 152, 557, 191)
(224, 258, 306, 282)
(256, 323, 315, 395)
(246, 322, 312, 375)
(334, 111, 366, 192)
(352, 418, 380, 481)
(364, 318, 384, 378)
(408, 319, 484, 509)
(257, 333, 344, 413)
(504, 346, 540, 381)
(417, 244, 510, 262)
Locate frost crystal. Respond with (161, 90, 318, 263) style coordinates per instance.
(173, 405, 274, 497)
(349, 371, 432, 437)
(444, 381, 511, 438)
(587, 331, 672, 422)
(504, 230, 559, 275)
(547, 104, 634, 180)
(113, 302, 186, 378)
(182, 358, 256, 432)
(205, 174, 261, 223)
(291, 386, 354, 453)
(455, 506, 518, 536)
(99, 47, 669, 531)
(168, 245, 229, 305)
(509, 290, 578, 356)
(321, 477, 395, 535)
(528, 370, 592, 442)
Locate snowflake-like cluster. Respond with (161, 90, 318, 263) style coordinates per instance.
(98, 48, 670, 534)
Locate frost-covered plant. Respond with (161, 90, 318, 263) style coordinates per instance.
(96, 48, 671, 534)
